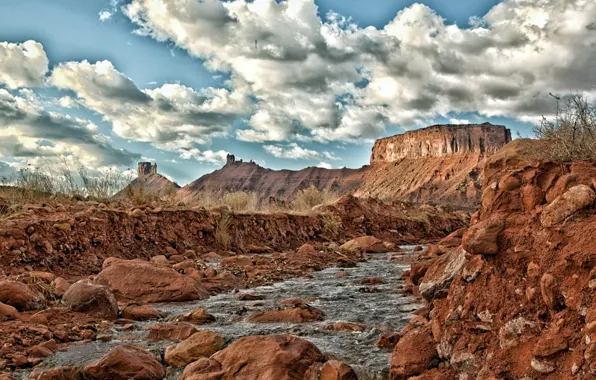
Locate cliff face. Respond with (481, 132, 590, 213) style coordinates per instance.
(177, 162, 367, 204)
(371, 123, 511, 163)
(114, 163, 180, 199)
(357, 123, 512, 209)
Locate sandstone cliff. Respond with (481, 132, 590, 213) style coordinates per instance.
(393, 139, 596, 379)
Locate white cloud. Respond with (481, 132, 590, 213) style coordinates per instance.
(318, 161, 332, 169)
(50, 60, 252, 159)
(58, 96, 77, 108)
(123, 0, 596, 142)
(0, 40, 49, 89)
(0, 88, 140, 167)
(263, 143, 337, 161)
(99, 10, 113, 22)
(449, 118, 470, 124)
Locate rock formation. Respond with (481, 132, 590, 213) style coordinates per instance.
(115, 162, 180, 199)
(395, 139, 596, 379)
(176, 123, 511, 209)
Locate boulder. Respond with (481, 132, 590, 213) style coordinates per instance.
(220, 255, 253, 267)
(147, 322, 198, 341)
(29, 366, 79, 380)
(324, 322, 365, 333)
(121, 305, 161, 321)
(182, 335, 324, 380)
(236, 293, 264, 301)
(0, 280, 46, 311)
(175, 308, 215, 324)
(51, 277, 71, 297)
(376, 332, 401, 349)
(419, 247, 467, 301)
(81, 345, 165, 380)
(62, 279, 118, 320)
(0, 302, 19, 321)
(541, 185, 596, 227)
(96, 259, 209, 303)
(390, 326, 438, 379)
(320, 360, 358, 380)
(340, 236, 388, 253)
(164, 331, 225, 367)
(461, 215, 504, 255)
(248, 305, 324, 323)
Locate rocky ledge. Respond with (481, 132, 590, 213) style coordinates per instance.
(393, 139, 596, 379)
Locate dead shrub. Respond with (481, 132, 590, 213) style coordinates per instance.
(220, 192, 258, 212)
(321, 212, 343, 236)
(214, 214, 232, 250)
(291, 186, 337, 212)
(534, 94, 596, 161)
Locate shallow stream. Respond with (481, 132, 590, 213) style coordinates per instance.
(33, 247, 420, 379)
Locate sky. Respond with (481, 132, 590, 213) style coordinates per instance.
(0, 0, 595, 185)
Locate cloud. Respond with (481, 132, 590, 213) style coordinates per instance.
(263, 143, 337, 161)
(317, 161, 332, 169)
(99, 10, 114, 22)
(51, 60, 252, 159)
(123, 0, 596, 142)
(0, 41, 49, 89)
(0, 88, 140, 167)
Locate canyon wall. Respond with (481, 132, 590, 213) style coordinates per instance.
(371, 123, 512, 163)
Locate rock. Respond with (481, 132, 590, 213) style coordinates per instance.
(541, 185, 596, 227)
(183, 335, 324, 379)
(150, 255, 169, 265)
(526, 262, 540, 278)
(51, 277, 71, 297)
(121, 305, 161, 321)
(147, 322, 198, 341)
(390, 326, 437, 379)
(175, 308, 215, 324)
(62, 279, 118, 320)
(376, 332, 401, 349)
(220, 255, 253, 267)
(498, 317, 535, 349)
(248, 305, 324, 323)
(164, 331, 225, 367)
(419, 247, 467, 301)
(324, 322, 365, 333)
(28, 271, 56, 283)
(0, 280, 46, 311)
(340, 236, 388, 253)
(29, 366, 79, 380)
(0, 302, 19, 321)
(81, 345, 165, 380)
(236, 293, 264, 301)
(540, 273, 561, 310)
(320, 360, 358, 380)
(531, 357, 555, 374)
(96, 259, 209, 303)
(461, 215, 505, 255)
(30, 311, 49, 325)
(179, 358, 223, 380)
(28, 344, 54, 358)
(533, 331, 568, 357)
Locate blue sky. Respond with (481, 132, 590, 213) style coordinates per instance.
(0, 0, 592, 185)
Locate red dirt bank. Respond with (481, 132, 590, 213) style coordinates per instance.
(394, 139, 596, 379)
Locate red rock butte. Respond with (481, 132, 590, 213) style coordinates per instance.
(371, 123, 512, 162)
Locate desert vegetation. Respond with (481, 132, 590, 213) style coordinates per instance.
(534, 94, 596, 161)
(290, 186, 338, 212)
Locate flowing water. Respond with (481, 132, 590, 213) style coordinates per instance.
(32, 247, 420, 379)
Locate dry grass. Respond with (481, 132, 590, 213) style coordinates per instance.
(221, 192, 258, 212)
(291, 186, 338, 212)
(214, 214, 232, 250)
(320, 212, 343, 235)
(534, 94, 596, 161)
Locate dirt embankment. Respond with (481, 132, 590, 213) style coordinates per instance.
(0, 195, 467, 278)
(393, 139, 596, 379)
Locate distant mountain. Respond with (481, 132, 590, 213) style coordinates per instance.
(114, 162, 180, 200)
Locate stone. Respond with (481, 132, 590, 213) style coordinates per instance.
(81, 345, 165, 380)
(96, 259, 209, 303)
(320, 360, 358, 380)
(51, 277, 71, 297)
(340, 236, 388, 253)
(376, 332, 401, 349)
(540, 273, 561, 310)
(531, 357, 555, 374)
(498, 317, 535, 349)
(220, 255, 253, 267)
(150, 255, 169, 265)
(533, 331, 568, 357)
(147, 322, 198, 341)
(183, 335, 324, 380)
(29, 366, 79, 380)
(175, 308, 215, 324)
(461, 215, 505, 255)
(235, 293, 264, 301)
(248, 305, 324, 323)
(390, 326, 438, 379)
(0, 280, 46, 311)
(541, 185, 596, 227)
(419, 247, 467, 301)
(0, 302, 19, 322)
(324, 322, 365, 333)
(164, 331, 225, 367)
(62, 279, 118, 320)
(121, 305, 161, 321)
